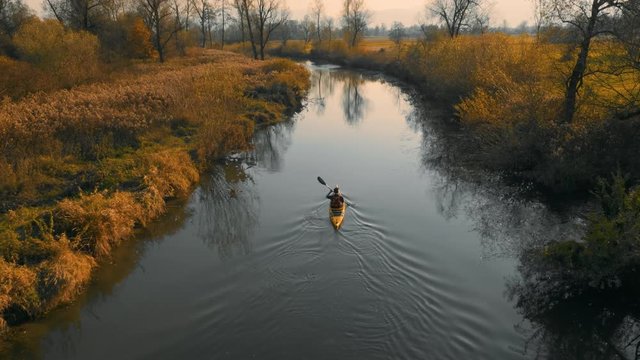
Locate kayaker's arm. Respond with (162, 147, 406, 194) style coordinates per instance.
(326, 190, 333, 199)
(342, 195, 352, 207)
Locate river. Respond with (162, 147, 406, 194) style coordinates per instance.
(4, 63, 609, 359)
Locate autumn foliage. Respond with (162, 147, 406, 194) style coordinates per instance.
(12, 19, 101, 88)
(127, 17, 156, 59)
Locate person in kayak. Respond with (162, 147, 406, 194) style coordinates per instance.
(327, 186, 345, 208)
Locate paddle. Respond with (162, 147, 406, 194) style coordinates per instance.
(317, 176, 332, 191)
(317, 176, 353, 207)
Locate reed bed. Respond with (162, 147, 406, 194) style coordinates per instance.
(0, 50, 310, 334)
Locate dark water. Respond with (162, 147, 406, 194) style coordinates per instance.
(7, 64, 635, 359)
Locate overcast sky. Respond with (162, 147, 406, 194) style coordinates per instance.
(25, 0, 534, 28)
(289, 0, 533, 27)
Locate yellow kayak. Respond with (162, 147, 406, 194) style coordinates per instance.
(329, 203, 347, 229)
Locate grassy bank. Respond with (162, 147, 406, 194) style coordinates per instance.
(0, 50, 309, 336)
(270, 36, 640, 194)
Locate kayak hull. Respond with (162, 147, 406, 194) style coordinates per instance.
(329, 203, 346, 229)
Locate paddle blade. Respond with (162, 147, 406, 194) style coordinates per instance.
(317, 176, 327, 186)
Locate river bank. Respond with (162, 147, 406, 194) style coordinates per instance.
(268, 36, 640, 195)
(0, 50, 310, 339)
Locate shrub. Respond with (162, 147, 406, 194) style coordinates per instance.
(55, 192, 144, 257)
(127, 17, 155, 60)
(142, 149, 199, 216)
(0, 258, 39, 326)
(455, 38, 564, 174)
(542, 173, 640, 287)
(37, 237, 95, 306)
(0, 56, 51, 99)
(13, 18, 101, 88)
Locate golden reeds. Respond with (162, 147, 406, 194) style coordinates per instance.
(0, 50, 310, 334)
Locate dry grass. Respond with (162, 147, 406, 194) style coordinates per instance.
(55, 192, 144, 257)
(0, 259, 38, 329)
(0, 49, 309, 335)
(38, 237, 95, 306)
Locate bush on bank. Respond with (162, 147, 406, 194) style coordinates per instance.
(0, 50, 310, 334)
(526, 173, 640, 295)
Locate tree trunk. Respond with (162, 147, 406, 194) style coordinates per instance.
(201, 19, 206, 47)
(563, 38, 592, 123)
(240, 20, 245, 44)
(563, 0, 599, 123)
(83, 3, 89, 30)
(316, 13, 321, 43)
(156, 22, 164, 62)
(259, 23, 265, 60)
(243, 2, 258, 59)
(350, 28, 358, 47)
(221, 0, 225, 50)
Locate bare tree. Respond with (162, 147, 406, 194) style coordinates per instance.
(45, 0, 108, 30)
(551, 0, 627, 123)
(217, 0, 229, 49)
(170, 0, 187, 55)
(232, 0, 246, 44)
(206, 4, 215, 45)
(240, 0, 258, 59)
(278, 18, 291, 44)
(428, 0, 480, 38)
(139, 0, 178, 61)
(183, 0, 191, 30)
(324, 16, 333, 44)
(0, 0, 31, 38)
(342, 0, 370, 47)
(388, 21, 405, 46)
(252, 0, 288, 60)
(530, 0, 552, 40)
(192, 0, 211, 47)
(102, 0, 127, 21)
(471, 4, 490, 34)
(301, 14, 313, 44)
(310, 0, 323, 43)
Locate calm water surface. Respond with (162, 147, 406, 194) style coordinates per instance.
(5, 64, 587, 359)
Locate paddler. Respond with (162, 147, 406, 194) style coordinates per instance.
(326, 186, 345, 208)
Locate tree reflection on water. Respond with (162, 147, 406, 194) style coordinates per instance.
(306, 65, 369, 127)
(407, 94, 640, 359)
(309, 67, 338, 116)
(196, 118, 296, 259)
(247, 120, 296, 172)
(339, 72, 367, 126)
(197, 162, 259, 259)
(507, 249, 640, 359)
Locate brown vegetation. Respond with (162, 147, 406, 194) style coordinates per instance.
(0, 49, 309, 335)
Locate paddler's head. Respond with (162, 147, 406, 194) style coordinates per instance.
(333, 186, 340, 194)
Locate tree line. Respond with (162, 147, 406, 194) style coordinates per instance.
(0, 0, 374, 63)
